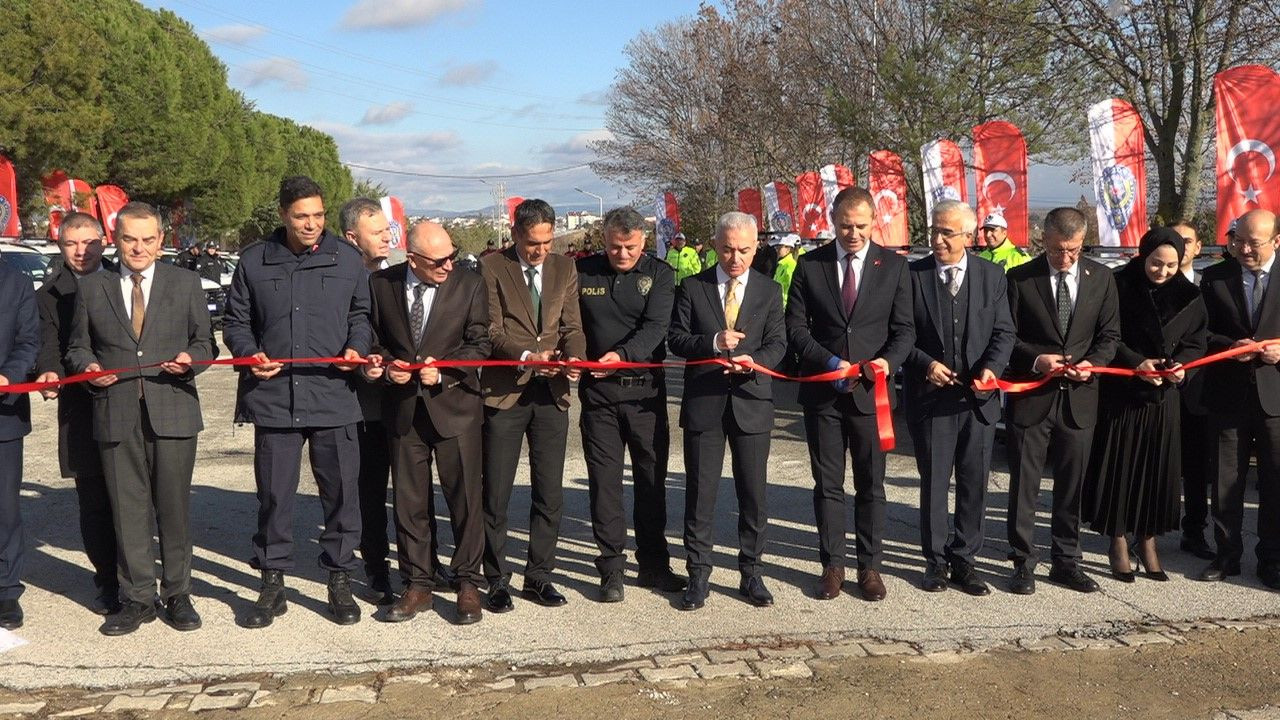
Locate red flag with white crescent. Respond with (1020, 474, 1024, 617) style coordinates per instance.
(655, 191, 681, 258)
(972, 121, 1029, 247)
(920, 139, 967, 220)
(505, 196, 524, 227)
(820, 164, 854, 216)
(737, 188, 763, 228)
(795, 171, 829, 239)
(379, 196, 406, 251)
(762, 181, 795, 233)
(93, 185, 130, 245)
(1088, 99, 1148, 247)
(868, 150, 909, 246)
(1215, 65, 1280, 241)
(0, 156, 19, 237)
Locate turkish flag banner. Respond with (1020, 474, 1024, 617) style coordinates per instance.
(737, 188, 764, 228)
(655, 190, 681, 258)
(93, 185, 130, 245)
(379, 196, 406, 251)
(762, 181, 796, 233)
(920, 139, 968, 221)
(505, 196, 524, 229)
(1088, 98, 1148, 247)
(0, 156, 19, 237)
(1215, 64, 1280, 241)
(972, 121, 1030, 247)
(868, 150, 909, 247)
(795, 171, 829, 239)
(820, 163, 854, 216)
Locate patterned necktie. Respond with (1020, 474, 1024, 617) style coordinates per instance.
(724, 276, 740, 330)
(409, 282, 426, 346)
(842, 252, 858, 315)
(1055, 271, 1072, 336)
(526, 266, 542, 331)
(946, 267, 960, 297)
(130, 273, 145, 338)
(1253, 269, 1266, 329)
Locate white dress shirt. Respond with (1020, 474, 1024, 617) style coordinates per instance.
(404, 267, 436, 339)
(937, 252, 969, 289)
(518, 258, 543, 297)
(1046, 261, 1080, 309)
(836, 243, 868, 290)
(713, 265, 750, 352)
(119, 262, 156, 321)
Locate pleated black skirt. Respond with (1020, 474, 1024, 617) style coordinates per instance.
(1083, 390, 1182, 537)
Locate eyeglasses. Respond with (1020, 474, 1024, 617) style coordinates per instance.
(1229, 237, 1273, 251)
(929, 227, 971, 241)
(409, 249, 458, 268)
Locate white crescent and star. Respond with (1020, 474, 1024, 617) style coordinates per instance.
(872, 189, 899, 225)
(1227, 138, 1276, 205)
(982, 172, 1017, 201)
(801, 202, 824, 231)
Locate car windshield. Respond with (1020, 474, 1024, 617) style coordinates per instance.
(0, 251, 51, 283)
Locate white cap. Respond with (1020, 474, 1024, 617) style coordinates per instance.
(981, 213, 1008, 229)
(777, 233, 799, 248)
(673, 232, 686, 241)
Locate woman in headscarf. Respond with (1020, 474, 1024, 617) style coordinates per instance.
(1084, 227, 1207, 581)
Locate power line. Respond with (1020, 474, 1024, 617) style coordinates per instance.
(345, 162, 591, 179)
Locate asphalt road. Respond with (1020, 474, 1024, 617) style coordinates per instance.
(2, 335, 1277, 690)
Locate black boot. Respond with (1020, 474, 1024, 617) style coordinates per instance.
(328, 571, 361, 625)
(242, 570, 287, 629)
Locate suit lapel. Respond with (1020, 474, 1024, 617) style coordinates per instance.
(385, 271, 415, 352)
(538, 258, 557, 333)
(1225, 260, 1251, 328)
(820, 247, 845, 322)
(418, 275, 453, 353)
(503, 251, 537, 329)
(921, 256, 943, 344)
(1033, 257, 1062, 341)
(138, 264, 167, 345)
(703, 272, 727, 332)
(103, 270, 136, 342)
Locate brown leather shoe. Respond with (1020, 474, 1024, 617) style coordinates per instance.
(455, 582, 483, 625)
(857, 569, 887, 602)
(815, 565, 845, 600)
(384, 587, 433, 623)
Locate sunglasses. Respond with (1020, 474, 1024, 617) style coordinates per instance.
(409, 249, 458, 268)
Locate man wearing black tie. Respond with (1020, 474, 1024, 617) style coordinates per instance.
(903, 200, 1014, 595)
(1003, 207, 1119, 594)
(785, 187, 914, 602)
(1197, 209, 1280, 588)
(667, 211, 786, 611)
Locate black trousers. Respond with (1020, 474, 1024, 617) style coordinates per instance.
(804, 405, 886, 571)
(73, 473, 118, 592)
(0, 439, 23, 601)
(355, 420, 392, 578)
(1007, 391, 1092, 570)
(1180, 404, 1212, 537)
(1209, 394, 1280, 566)
(251, 424, 361, 573)
(580, 392, 672, 576)
(909, 406, 994, 567)
(99, 401, 197, 603)
(683, 406, 770, 576)
(390, 401, 485, 588)
(482, 380, 568, 585)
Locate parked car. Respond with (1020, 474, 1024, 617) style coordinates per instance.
(0, 242, 52, 290)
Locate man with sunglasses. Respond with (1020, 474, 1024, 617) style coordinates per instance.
(363, 222, 490, 623)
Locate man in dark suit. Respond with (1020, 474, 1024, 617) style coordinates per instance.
(66, 201, 215, 635)
(363, 221, 490, 624)
(33, 212, 121, 615)
(903, 200, 1014, 595)
(1004, 206, 1120, 594)
(479, 199, 586, 612)
(785, 187, 915, 602)
(668, 211, 787, 611)
(1197, 209, 1280, 588)
(0, 254, 39, 630)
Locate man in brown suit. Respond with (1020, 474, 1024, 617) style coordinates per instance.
(479, 199, 586, 612)
(364, 221, 490, 624)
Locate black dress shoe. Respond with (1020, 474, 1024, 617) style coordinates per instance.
(243, 570, 287, 629)
(1008, 563, 1036, 595)
(1048, 565, 1100, 593)
(680, 573, 709, 611)
(1180, 534, 1217, 561)
(164, 594, 202, 631)
(921, 562, 949, 592)
(0, 599, 22, 630)
(1197, 560, 1242, 582)
(1110, 567, 1136, 583)
(599, 571, 624, 603)
(90, 586, 122, 616)
(100, 599, 157, 636)
(636, 567, 688, 592)
(328, 571, 361, 625)
(522, 579, 568, 607)
(369, 573, 396, 606)
(738, 575, 774, 607)
(1257, 564, 1280, 589)
(486, 581, 514, 613)
(949, 563, 991, 596)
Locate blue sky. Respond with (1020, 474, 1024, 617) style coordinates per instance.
(148, 0, 1088, 215)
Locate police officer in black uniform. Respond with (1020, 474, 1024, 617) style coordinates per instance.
(576, 206, 686, 602)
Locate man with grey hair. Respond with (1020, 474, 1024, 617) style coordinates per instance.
(668, 211, 787, 611)
(903, 200, 1014, 595)
(576, 206, 683, 603)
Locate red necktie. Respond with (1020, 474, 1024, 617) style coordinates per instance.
(841, 252, 858, 315)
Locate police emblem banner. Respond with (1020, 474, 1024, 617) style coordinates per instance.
(655, 191, 681, 259)
(1088, 99, 1147, 247)
(920, 139, 968, 222)
(379, 195, 407, 251)
(762, 181, 795, 233)
(0, 157, 19, 237)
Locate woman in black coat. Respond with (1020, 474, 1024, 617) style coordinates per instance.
(1084, 227, 1207, 581)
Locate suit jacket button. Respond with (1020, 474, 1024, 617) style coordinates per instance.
(137, 351, 143, 357)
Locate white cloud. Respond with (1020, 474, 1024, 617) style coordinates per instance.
(576, 90, 610, 106)
(539, 130, 613, 162)
(308, 121, 464, 163)
(439, 60, 498, 87)
(360, 101, 415, 126)
(340, 0, 479, 30)
(202, 24, 267, 44)
(237, 58, 308, 91)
